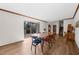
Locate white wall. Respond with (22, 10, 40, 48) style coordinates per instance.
(49, 21, 59, 34)
(74, 9, 79, 48)
(63, 19, 75, 35)
(0, 10, 48, 46)
(40, 22, 48, 33)
(49, 19, 75, 36)
(50, 19, 75, 36)
(0, 11, 24, 46)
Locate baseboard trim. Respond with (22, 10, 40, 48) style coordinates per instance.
(0, 40, 24, 47)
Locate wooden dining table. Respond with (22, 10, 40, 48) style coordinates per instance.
(31, 32, 48, 38)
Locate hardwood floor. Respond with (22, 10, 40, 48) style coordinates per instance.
(0, 36, 79, 55)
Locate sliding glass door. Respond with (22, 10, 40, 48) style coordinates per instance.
(24, 21, 39, 35)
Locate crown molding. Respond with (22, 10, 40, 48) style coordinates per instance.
(63, 4, 79, 20)
(0, 8, 48, 23)
(0, 4, 78, 22)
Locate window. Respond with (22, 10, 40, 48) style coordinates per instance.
(24, 21, 39, 34)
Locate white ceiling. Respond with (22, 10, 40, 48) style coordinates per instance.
(0, 3, 78, 22)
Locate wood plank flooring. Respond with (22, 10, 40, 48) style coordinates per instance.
(0, 36, 79, 55)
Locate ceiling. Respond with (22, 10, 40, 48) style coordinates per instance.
(0, 3, 78, 22)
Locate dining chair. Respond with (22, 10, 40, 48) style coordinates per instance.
(43, 35, 52, 48)
(31, 36, 44, 54)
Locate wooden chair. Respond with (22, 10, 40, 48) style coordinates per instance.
(64, 24, 75, 41)
(43, 34, 52, 48)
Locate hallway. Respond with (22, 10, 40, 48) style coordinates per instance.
(0, 36, 79, 55)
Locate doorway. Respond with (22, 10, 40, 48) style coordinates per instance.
(53, 25, 56, 34)
(59, 20, 63, 36)
(24, 21, 39, 37)
(48, 25, 51, 32)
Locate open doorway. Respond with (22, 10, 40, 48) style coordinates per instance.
(53, 25, 56, 34)
(48, 25, 51, 32)
(59, 20, 63, 36)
